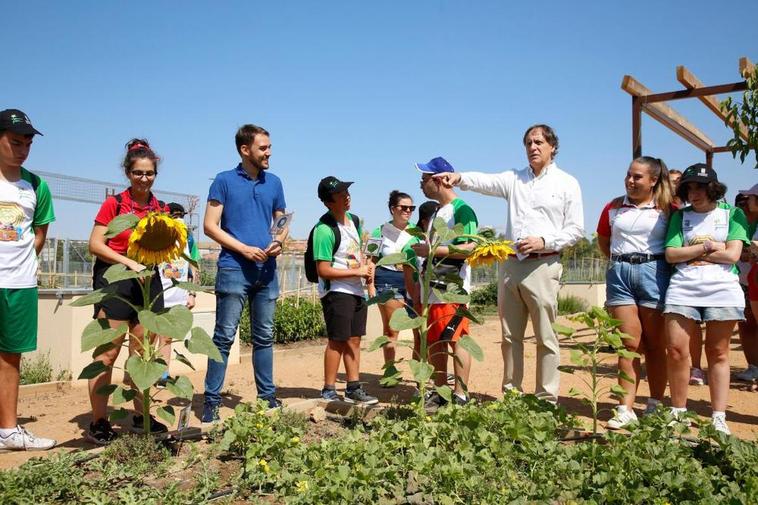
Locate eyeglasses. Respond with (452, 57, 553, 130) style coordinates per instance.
(131, 170, 156, 178)
(395, 205, 416, 212)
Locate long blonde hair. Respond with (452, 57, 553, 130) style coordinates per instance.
(633, 156, 672, 216)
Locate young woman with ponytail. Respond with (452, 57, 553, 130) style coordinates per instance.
(596, 156, 673, 429)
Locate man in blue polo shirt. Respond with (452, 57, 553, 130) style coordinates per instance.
(202, 124, 287, 421)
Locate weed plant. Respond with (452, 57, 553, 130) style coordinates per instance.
(19, 352, 70, 385)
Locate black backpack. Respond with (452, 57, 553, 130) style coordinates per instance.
(304, 212, 361, 283)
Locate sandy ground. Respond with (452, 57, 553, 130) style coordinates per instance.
(2, 314, 757, 469)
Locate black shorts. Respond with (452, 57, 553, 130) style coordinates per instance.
(320, 291, 367, 341)
(92, 259, 164, 322)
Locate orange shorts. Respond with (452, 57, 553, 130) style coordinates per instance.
(426, 304, 469, 344)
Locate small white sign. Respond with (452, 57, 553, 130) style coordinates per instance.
(177, 404, 192, 432)
(365, 237, 383, 256)
(270, 212, 293, 235)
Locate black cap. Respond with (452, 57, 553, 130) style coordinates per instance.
(167, 202, 186, 216)
(416, 200, 439, 226)
(0, 109, 42, 136)
(679, 163, 718, 185)
(317, 176, 353, 202)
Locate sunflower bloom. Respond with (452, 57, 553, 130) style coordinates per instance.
(467, 240, 515, 267)
(127, 212, 188, 266)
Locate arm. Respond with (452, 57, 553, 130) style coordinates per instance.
(264, 209, 289, 258)
(88, 224, 145, 272)
(33, 224, 49, 256)
(203, 200, 267, 262)
(316, 261, 371, 280)
(458, 171, 512, 199)
(542, 177, 585, 252)
(702, 240, 743, 264)
(597, 235, 610, 258)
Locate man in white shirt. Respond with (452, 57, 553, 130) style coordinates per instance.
(433, 124, 584, 402)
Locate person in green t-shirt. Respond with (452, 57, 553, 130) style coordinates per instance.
(0, 109, 56, 451)
(663, 164, 749, 435)
(312, 177, 377, 405)
(734, 188, 758, 383)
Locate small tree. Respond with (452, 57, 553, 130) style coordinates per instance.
(721, 67, 758, 168)
(367, 220, 512, 415)
(73, 212, 221, 435)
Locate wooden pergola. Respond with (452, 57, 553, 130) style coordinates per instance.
(621, 56, 754, 167)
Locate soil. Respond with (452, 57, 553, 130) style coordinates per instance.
(2, 315, 757, 469)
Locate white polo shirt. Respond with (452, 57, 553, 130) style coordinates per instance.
(596, 197, 669, 255)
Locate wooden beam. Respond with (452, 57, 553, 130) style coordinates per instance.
(740, 56, 755, 78)
(621, 75, 714, 152)
(677, 65, 748, 141)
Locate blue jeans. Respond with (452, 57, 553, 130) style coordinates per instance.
(204, 266, 279, 406)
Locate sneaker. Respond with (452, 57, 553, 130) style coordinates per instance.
(643, 402, 661, 416)
(131, 415, 168, 434)
(201, 403, 220, 425)
(87, 418, 118, 445)
(344, 387, 379, 405)
(262, 396, 282, 409)
(156, 371, 170, 389)
(0, 426, 56, 451)
(712, 415, 731, 435)
(423, 391, 447, 409)
(689, 367, 707, 386)
(667, 408, 692, 428)
(736, 364, 758, 382)
(321, 388, 341, 402)
(453, 394, 469, 406)
(607, 407, 638, 430)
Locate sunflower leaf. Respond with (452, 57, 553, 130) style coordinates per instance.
(376, 253, 408, 267)
(78, 360, 109, 380)
(173, 350, 196, 371)
(457, 335, 484, 362)
(186, 327, 222, 362)
(166, 376, 194, 400)
(70, 284, 119, 307)
(112, 385, 137, 405)
(454, 306, 481, 325)
(104, 213, 140, 239)
(156, 406, 176, 426)
(408, 359, 434, 384)
(389, 309, 425, 331)
(102, 264, 139, 284)
(81, 320, 128, 352)
(138, 305, 193, 340)
(125, 355, 167, 391)
(431, 288, 470, 305)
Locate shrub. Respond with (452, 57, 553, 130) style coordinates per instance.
(19, 353, 70, 385)
(240, 297, 326, 344)
(557, 294, 588, 315)
(469, 281, 497, 307)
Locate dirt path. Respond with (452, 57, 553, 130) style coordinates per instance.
(3, 315, 757, 469)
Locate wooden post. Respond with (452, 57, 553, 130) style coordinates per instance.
(632, 96, 642, 159)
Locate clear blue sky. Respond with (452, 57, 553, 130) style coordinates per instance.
(5, 1, 757, 240)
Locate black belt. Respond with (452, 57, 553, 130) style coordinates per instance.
(611, 253, 664, 264)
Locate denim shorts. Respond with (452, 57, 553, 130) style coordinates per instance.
(374, 267, 408, 301)
(664, 305, 745, 322)
(606, 258, 671, 310)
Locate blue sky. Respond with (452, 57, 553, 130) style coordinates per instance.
(5, 1, 757, 240)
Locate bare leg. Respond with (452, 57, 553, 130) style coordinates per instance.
(379, 300, 403, 365)
(323, 340, 345, 386)
(704, 321, 736, 412)
(342, 336, 361, 382)
(689, 326, 704, 370)
(639, 306, 667, 401)
(451, 341, 471, 397)
(0, 353, 21, 428)
(666, 314, 699, 409)
(88, 311, 128, 422)
(609, 305, 642, 409)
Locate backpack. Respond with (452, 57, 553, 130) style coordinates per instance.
(304, 212, 361, 283)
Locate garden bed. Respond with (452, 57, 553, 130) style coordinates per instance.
(2, 395, 756, 504)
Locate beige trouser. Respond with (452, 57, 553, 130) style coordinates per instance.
(498, 256, 562, 402)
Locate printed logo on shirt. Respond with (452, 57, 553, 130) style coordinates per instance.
(0, 202, 24, 241)
(687, 235, 714, 266)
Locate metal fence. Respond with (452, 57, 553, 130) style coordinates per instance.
(38, 238, 93, 290)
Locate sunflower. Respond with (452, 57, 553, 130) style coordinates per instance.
(127, 212, 188, 266)
(466, 240, 515, 268)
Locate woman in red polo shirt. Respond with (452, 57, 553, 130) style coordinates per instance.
(86, 139, 169, 444)
(596, 156, 673, 429)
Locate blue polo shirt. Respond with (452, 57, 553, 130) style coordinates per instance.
(208, 164, 286, 270)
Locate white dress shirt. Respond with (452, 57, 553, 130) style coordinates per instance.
(459, 162, 584, 252)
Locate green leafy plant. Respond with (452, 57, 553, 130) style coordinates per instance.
(71, 213, 222, 435)
(721, 66, 758, 168)
(553, 306, 638, 435)
(367, 218, 502, 413)
(19, 352, 70, 385)
(557, 294, 589, 315)
(240, 297, 326, 345)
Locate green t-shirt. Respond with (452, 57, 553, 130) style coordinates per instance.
(312, 212, 364, 297)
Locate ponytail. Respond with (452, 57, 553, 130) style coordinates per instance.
(634, 156, 672, 216)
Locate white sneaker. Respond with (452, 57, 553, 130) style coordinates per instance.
(607, 407, 638, 430)
(711, 415, 731, 435)
(736, 364, 758, 382)
(0, 426, 56, 451)
(667, 408, 692, 428)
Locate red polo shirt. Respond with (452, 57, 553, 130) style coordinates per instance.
(94, 190, 168, 254)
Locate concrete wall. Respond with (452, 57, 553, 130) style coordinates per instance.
(558, 282, 606, 308)
(34, 291, 239, 384)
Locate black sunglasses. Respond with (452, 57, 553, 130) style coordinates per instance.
(395, 205, 416, 212)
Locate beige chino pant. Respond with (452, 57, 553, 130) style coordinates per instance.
(497, 256, 562, 402)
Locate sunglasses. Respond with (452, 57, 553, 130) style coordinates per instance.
(395, 205, 416, 212)
(131, 170, 156, 178)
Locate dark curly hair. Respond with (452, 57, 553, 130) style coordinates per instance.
(676, 180, 727, 204)
(122, 138, 159, 177)
(388, 190, 412, 213)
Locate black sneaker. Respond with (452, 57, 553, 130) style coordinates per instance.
(262, 396, 283, 409)
(453, 394, 469, 406)
(424, 392, 447, 409)
(344, 387, 379, 405)
(87, 418, 118, 445)
(130, 415, 169, 434)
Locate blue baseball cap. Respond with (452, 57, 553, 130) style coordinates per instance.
(415, 156, 455, 174)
